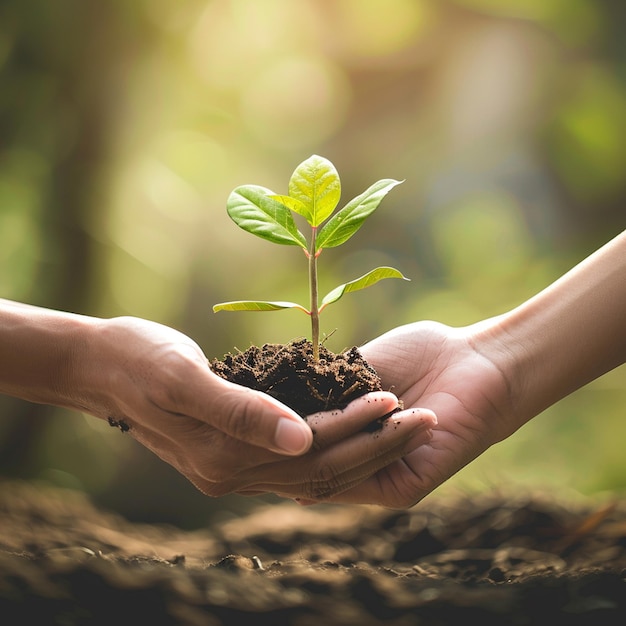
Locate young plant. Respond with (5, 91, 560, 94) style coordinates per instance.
(213, 154, 408, 361)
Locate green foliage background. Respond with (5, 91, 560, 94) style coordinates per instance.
(1, 0, 625, 528)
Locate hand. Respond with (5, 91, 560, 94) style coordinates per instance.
(299, 320, 516, 507)
(279, 230, 626, 507)
(230, 392, 436, 500)
(82, 316, 436, 499)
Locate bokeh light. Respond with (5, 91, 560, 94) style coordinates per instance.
(1, 0, 624, 526)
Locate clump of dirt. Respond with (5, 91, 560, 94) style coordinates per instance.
(209, 338, 383, 418)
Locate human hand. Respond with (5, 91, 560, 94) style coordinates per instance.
(297, 320, 517, 508)
(81, 316, 436, 499)
(285, 230, 626, 507)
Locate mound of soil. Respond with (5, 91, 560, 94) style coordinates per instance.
(209, 339, 383, 417)
(1, 480, 626, 625)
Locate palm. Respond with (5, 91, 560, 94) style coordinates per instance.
(327, 321, 516, 507)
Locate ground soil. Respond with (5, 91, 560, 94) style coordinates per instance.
(1, 479, 626, 625)
(3, 344, 625, 624)
(209, 339, 384, 418)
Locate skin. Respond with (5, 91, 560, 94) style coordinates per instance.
(299, 229, 626, 507)
(0, 299, 436, 499)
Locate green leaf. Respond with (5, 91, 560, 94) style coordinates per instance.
(227, 185, 307, 248)
(320, 267, 409, 310)
(269, 194, 308, 215)
(288, 155, 341, 227)
(213, 300, 309, 313)
(316, 179, 403, 250)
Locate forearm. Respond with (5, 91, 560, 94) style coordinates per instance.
(473, 230, 626, 425)
(0, 299, 96, 411)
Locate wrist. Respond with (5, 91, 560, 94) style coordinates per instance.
(470, 229, 626, 429)
(60, 315, 112, 417)
(467, 314, 533, 437)
(69, 315, 129, 420)
(0, 300, 97, 412)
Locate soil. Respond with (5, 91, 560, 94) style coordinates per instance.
(2, 479, 626, 626)
(209, 339, 384, 418)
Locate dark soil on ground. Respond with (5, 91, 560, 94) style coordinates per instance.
(2, 479, 626, 625)
(209, 339, 383, 418)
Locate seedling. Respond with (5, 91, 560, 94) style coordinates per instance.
(213, 154, 408, 361)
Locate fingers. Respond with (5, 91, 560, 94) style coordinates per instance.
(177, 367, 314, 456)
(291, 408, 441, 508)
(296, 458, 428, 508)
(126, 413, 283, 498)
(227, 407, 437, 500)
(305, 392, 400, 449)
(129, 392, 437, 502)
(124, 336, 313, 457)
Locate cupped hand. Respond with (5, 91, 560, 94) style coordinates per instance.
(297, 320, 518, 508)
(81, 316, 436, 499)
(230, 394, 436, 500)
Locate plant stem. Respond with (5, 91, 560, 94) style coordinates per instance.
(309, 227, 320, 361)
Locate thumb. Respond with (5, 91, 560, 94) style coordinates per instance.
(204, 375, 314, 456)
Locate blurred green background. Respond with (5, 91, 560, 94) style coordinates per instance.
(1, 0, 625, 528)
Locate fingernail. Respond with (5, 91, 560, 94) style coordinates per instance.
(274, 418, 311, 455)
